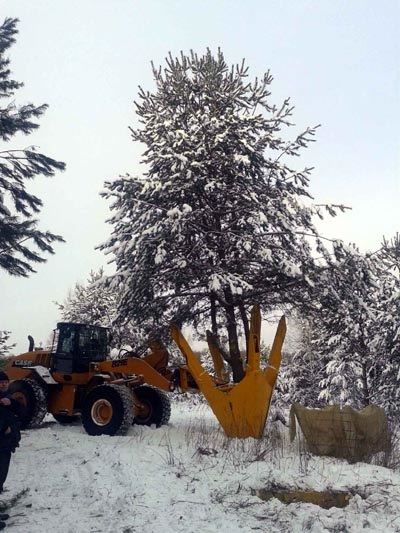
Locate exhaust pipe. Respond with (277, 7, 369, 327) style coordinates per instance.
(28, 335, 34, 352)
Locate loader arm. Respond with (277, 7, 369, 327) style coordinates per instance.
(97, 358, 173, 392)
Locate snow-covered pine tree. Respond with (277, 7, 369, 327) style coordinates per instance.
(304, 242, 381, 407)
(369, 234, 400, 415)
(279, 314, 327, 407)
(101, 50, 343, 382)
(0, 330, 15, 361)
(281, 236, 400, 413)
(57, 269, 115, 326)
(56, 269, 144, 349)
(0, 18, 65, 276)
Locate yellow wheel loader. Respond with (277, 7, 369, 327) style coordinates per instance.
(6, 322, 178, 436)
(6, 306, 286, 438)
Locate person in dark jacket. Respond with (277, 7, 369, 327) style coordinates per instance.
(0, 371, 21, 494)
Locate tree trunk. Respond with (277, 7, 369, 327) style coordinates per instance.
(239, 301, 249, 362)
(359, 337, 370, 408)
(224, 303, 244, 383)
(360, 360, 370, 407)
(210, 293, 218, 336)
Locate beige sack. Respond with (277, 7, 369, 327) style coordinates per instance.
(290, 403, 388, 462)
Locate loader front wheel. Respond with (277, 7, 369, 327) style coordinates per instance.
(133, 386, 171, 427)
(8, 378, 47, 429)
(82, 384, 134, 436)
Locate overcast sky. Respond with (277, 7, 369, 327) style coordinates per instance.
(1, 0, 399, 353)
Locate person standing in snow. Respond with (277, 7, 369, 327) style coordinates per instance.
(0, 372, 21, 494)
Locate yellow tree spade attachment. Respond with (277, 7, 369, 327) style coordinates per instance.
(171, 305, 286, 438)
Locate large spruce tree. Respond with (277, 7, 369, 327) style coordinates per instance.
(101, 50, 342, 381)
(0, 18, 65, 276)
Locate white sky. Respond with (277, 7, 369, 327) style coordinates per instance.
(1, 0, 399, 352)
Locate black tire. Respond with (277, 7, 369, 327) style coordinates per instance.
(133, 385, 171, 427)
(82, 384, 134, 436)
(53, 414, 80, 424)
(8, 378, 47, 429)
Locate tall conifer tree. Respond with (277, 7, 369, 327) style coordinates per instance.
(102, 50, 342, 381)
(0, 18, 65, 276)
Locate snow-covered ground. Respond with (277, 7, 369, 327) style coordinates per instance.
(3, 403, 400, 532)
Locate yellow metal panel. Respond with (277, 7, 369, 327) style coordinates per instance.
(264, 316, 286, 387)
(206, 331, 228, 382)
(48, 384, 76, 415)
(51, 372, 93, 385)
(6, 351, 51, 382)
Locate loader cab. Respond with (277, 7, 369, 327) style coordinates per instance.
(51, 323, 109, 374)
